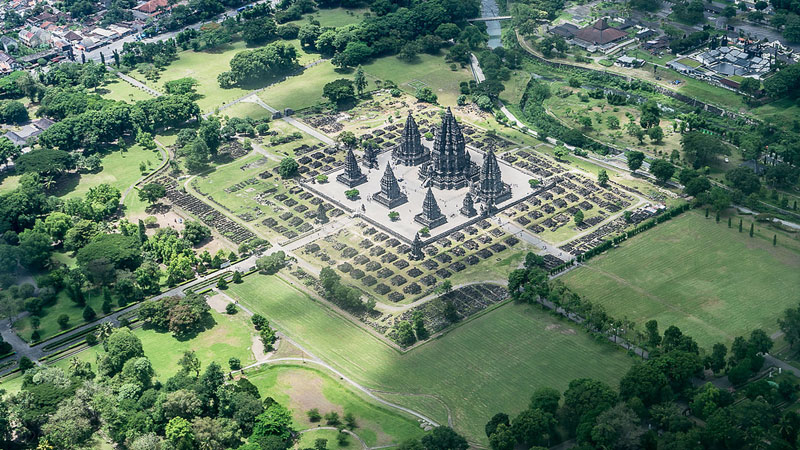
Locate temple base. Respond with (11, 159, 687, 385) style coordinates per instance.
(414, 212, 447, 229)
(373, 192, 408, 209)
(336, 173, 367, 188)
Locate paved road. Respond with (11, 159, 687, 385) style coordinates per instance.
(0, 253, 261, 375)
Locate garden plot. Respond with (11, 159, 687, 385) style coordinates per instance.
(499, 148, 651, 247)
(299, 219, 526, 313)
(191, 152, 344, 242)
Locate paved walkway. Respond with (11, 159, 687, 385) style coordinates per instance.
(249, 95, 335, 145)
(115, 71, 161, 97)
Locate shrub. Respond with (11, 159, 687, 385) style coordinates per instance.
(307, 408, 322, 422)
(225, 303, 237, 314)
(229, 357, 241, 371)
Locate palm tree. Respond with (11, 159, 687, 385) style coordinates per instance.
(97, 322, 114, 350)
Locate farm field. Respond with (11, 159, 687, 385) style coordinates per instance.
(226, 274, 632, 444)
(562, 210, 800, 348)
(247, 365, 424, 447)
(51, 145, 164, 199)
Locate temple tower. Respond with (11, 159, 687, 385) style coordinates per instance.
(410, 233, 424, 260)
(393, 113, 429, 166)
(363, 143, 379, 169)
(414, 187, 447, 228)
(473, 148, 511, 205)
(373, 162, 408, 208)
(460, 192, 477, 217)
(422, 107, 475, 189)
(336, 148, 367, 187)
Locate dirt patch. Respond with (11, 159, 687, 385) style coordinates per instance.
(207, 293, 230, 313)
(545, 324, 558, 331)
(561, 328, 576, 335)
(127, 205, 228, 255)
(252, 335, 272, 363)
(279, 370, 339, 417)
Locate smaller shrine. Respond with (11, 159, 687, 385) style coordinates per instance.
(414, 187, 447, 229)
(336, 148, 367, 187)
(373, 162, 408, 208)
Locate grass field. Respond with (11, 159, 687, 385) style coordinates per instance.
(258, 61, 343, 111)
(361, 53, 471, 106)
(226, 275, 631, 444)
(130, 40, 315, 113)
(293, 7, 367, 28)
(13, 289, 109, 342)
(247, 365, 424, 447)
(221, 100, 274, 120)
(51, 145, 164, 199)
(99, 78, 154, 103)
(562, 210, 800, 348)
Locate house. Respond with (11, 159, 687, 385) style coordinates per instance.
(134, 0, 170, 14)
(4, 118, 55, 147)
(26, 11, 58, 26)
(18, 27, 51, 47)
(573, 18, 628, 48)
(635, 28, 656, 41)
(63, 30, 83, 42)
(0, 52, 19, 74)
(616, 56, 644, 67)
(0, 37, 19, 53)
(548, 23, 579, 39)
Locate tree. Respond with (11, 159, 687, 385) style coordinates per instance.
(626, 151, 645, 174)
(529, 388, 560, 415)
(182, 220, 211, 245)
(648, 125, 664, 143)
(179, 350, 202, 377)
(486, 413, 510, 437)
(18, 229, 52, 269)
(726, 166, 761, 195)
(256, 250, 286, 274)
(573, 210, 584, 225)
(57, 314, 70, 329)
(14, 149, 73, 177)
(511, 408, 555, 447)
(421, 426, 469, 450)
(138, 183, 166, 204)
(277, 157, 299, 178)
(0, 137, 20, 165)
(707, 343, 727, 373)
(681, 131, 729, 168)
(82, 305, 96, 322)
(0, 100, 28, 124)
(597, 169, 609, 187)
(640, 100, 661, 128)
(553, 145, 569, 160)
(164, 77, 199, 96)
(323, 78, 356, 107)
(99, 328, 144, 376)
(166, 417, 195, 450)
(354, 65, 367, 96)
(591, 404, 645, 450)
(232, 271, 243, 283)
(649, 159, 675, 184)
(251, 402, 295, 444)
(241, 16, 277, 45)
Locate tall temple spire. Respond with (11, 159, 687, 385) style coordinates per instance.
(373, 162, 407, 208)
(393, 112, 429, 166)
(422, 107, 476, 189)
(410, 232, 423, 260)
(414, 187, 447, 228)
(473, 147, 511, 205)
(336, 148, 367, 187)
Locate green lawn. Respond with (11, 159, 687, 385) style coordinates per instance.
(130, 40, 315, 113)
(51, 145, 164, 199)
(294, 7, 367, 28)
(13, 289, 109, 342)
(99, 78, 155, 103)
(0, 174, 21, 194)
(221, 100, 274, 121)
(562, 210, 800, 348)
(226, 275, 631, 444)
(361, 53, 472, 106)
(258, 60, 343, 111)
(247, 365, 423, 447)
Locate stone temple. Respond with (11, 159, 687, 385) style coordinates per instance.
(472, 148, 511, 205)
(336, 148, 367, 187)
(419, 107, 478, 190)
(393, 112, 429, 166)
(414, 187, 447, 228)
(322, 107, 531, 240)
(373, 162, 408, 209)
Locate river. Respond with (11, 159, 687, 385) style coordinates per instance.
(481, 0, 503, 48)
